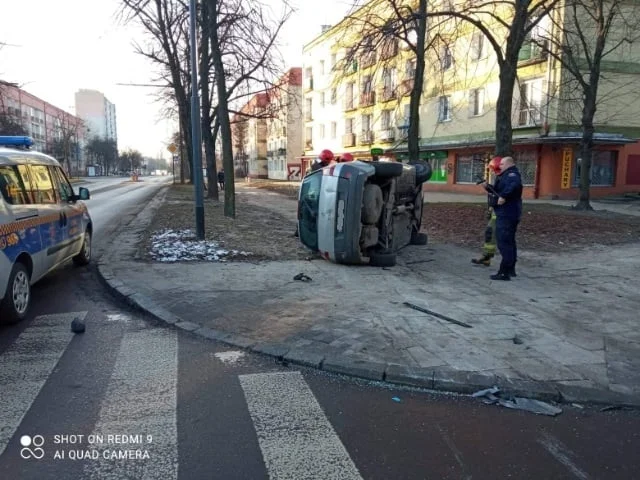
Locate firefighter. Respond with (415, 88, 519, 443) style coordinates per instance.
(339, 152, 354, 162)
(471, 156, 502, 267)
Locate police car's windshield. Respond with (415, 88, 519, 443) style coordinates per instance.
(298, 171, 322, 250)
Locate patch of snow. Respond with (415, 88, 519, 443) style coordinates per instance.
(213, 350, 245, 365)
(149, 229, 252, 262)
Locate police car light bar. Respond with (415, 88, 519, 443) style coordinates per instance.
(0, 136, 34, 147)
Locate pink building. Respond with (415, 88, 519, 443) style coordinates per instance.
(0, 80, 85, 174)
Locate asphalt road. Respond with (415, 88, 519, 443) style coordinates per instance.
(1, 176, 639, 479)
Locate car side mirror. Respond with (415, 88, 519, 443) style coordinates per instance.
(78, 187, 91, 200)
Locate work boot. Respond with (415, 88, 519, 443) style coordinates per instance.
(509, 267, 517, 277)
(490, 271, 511, 281)
(471, 254, 492, 266)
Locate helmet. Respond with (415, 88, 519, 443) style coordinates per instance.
(319, 149, 334, 162)
(341, 152, 354, 162)
(489, 156, 502, 175)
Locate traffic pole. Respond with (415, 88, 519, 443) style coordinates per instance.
(189, 0, 205, 239)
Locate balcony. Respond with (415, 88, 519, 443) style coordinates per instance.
(360, 51, 377, 69)
(342, 133, 356, 147)
(379, 86, 396, 102)
(344, 98, 356, 111)
(267, 150, 274, 157)
(277, 147, 287, 156)
(378, 129, 395, 142)
(304, 77, 314, 91)
(359, 91, 376, 107)
(380, 40, 399, 60)
(359, 130, 374, 145)
(399, 79, 414, 97)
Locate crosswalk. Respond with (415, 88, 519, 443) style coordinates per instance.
(0, 312, 363, 479)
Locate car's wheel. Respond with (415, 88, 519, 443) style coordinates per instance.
(369, 251, 397, 267)
(410, 160, 433, 185)
(371, 161, 404, 178)
(73, 230, 92, 266)
(0, 262, 31, 324)
(411, 231, 428, 245)
(362, 183, 383, 224)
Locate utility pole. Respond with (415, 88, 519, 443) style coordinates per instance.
(189, 0, 205, 239)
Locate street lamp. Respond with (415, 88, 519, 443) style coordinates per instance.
(189, 0, 205, 239)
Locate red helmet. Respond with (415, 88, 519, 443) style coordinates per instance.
(489, 156, 502, 175)
(319, 149, 334, 162)
(341, 152, 354, 162)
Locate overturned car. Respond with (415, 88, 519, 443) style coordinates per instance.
(297, 160, 432, 267)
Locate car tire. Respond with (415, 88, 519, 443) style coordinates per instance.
(371, 162, 404, 178)
(0, 262, 31, 324)
(73, 230, 92, 266)
(362, 183, 383, 224)
(369, 251, 397, 267)
(411, 231, 428, 245)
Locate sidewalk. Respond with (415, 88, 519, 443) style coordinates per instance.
(98, 185, 640, 407)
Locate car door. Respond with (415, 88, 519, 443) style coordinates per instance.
(24, 164, 67, 270)
(50, 166, 84, 259)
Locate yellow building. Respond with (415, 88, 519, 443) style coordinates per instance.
(301, 0, 640, 199)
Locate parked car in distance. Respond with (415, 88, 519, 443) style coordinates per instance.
(297, 160, 432, 267)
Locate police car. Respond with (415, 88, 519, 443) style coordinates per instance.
(0, 136, 92, 324)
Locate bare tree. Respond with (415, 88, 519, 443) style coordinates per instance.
(86, 138, 118, 175)
(118, 148, 144, 172)
(51, 112, 81, 176)
(0, 81, 28, 136)
(540, 0, 640, 209)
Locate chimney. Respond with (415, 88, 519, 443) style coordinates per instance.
(321, 25, 332, 34)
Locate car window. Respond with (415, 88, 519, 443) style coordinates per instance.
(28, 165, 57, 204)
(50, 166, 74, 202)
(298, 171, 322, 250)
(17, 165, 38, 204)
(0, 166, 30, 205)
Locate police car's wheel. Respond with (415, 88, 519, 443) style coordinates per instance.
(73, 231, 92, 266)
(1, 263, 30, 324)
(369, 251, 397, 267)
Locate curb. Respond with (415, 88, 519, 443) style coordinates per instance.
(96, 188, 640, 409)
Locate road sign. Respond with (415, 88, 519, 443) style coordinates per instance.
(167, 143, 177, 154)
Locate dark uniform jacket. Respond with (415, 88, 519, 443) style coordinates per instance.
(493, 166, 523, 220)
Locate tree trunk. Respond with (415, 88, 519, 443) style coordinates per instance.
(208, 0, 235, 218)
(408, 0, 427, 161)
(199, 0, 219, 201)
(494, 64, 517, 157)
(207, 119, 221, 197)
(576, 89, 597, 210)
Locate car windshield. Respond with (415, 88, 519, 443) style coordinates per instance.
(298, 171, 322, 250)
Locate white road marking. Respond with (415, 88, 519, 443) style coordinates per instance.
(0, 311, 86, 457)
(83, 328, 178, 479)
(538, 431, 590, 479)
(214, 350, 245, 365)
(239, 371, 363, 480)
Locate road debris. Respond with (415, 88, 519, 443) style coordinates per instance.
(472, 386, 562, 416)
(403, 302, 473, 328)
(71, 317, 85, 334)
(293, 273, 312, 282)
(392, 397, 401, 403)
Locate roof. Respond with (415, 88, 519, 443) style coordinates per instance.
(0, 147, 61, 167)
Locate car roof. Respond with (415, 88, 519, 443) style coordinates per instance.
(0, 147, 62, 167)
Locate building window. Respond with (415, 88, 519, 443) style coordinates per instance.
(469, 88, 484, 116)
(331, 88, 337, 104)
(362, 75, 373, 93)
(441, 45, 453, 70)
(471, 32, 484, 60)
(305, 98, 313, 122)
(320, 60, 325, 75)
(428, 156, 447, 183)
(438, 96, 451, 122)
(345, 117, 354, 134)
(455, 153, 485, 184)
(519, 14, 549, 62)
(405, 59, 416, 78)
(320, 92, 326, 108)
(305, 126, 313, 147)
(573, 151, 617, 187)
(514, 150, 537, 186)
(345, 83, 355, 109)
(320, 124, 326, 139)
(362, 114, 373, 132)
(518, 79, 543, 126)
(331, 122, 337, 139)
(381, 110, 392, 130)
(330, 53, 337, 69)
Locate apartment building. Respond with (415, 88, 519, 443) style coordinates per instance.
(266, 68, 304, 180)
(74, 89, 118, 144)
(0, 80, 85, 175)
(232, 93, 269, 178)
(301, 1, 640, 199)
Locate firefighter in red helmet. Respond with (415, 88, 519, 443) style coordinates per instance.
(472, 156, 502, 266)
(310, 149, 335, 172)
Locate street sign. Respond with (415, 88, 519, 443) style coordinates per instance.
(167, 143, 177, 154)
(370, 148, 384, 155)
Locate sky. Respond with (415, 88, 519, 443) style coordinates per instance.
(0, 0, 352, 158)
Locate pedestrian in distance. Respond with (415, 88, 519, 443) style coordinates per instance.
(472, 156, 502, 267)
(218, 169, 225, 190)
(490, 156, 523, 281)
